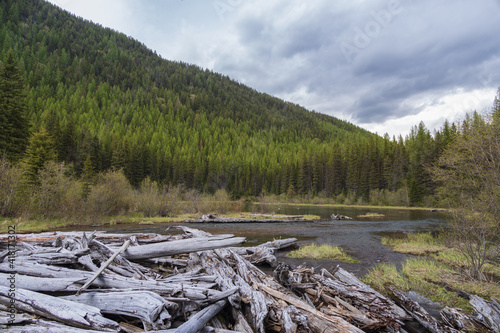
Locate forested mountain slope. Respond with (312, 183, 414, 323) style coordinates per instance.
(0, 0, 455, 203)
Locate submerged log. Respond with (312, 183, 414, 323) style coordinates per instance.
(331, 213, 352, 220)
(185, 213, 312, 223)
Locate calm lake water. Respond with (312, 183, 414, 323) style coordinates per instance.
(87, 204, 448, 277)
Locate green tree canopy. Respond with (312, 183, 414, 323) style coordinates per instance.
(0, 49, 29, 160)
(23, 127, 57, 185)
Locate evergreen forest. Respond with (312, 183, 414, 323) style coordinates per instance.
(0, 0, 498, 220)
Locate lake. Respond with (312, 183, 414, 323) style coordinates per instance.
(96, 204, 448, 277)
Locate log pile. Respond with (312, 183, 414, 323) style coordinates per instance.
(0, 227, 498, 332)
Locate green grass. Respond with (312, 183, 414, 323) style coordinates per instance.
(2, 218, 76, 233)
(357, 212, 385, 218)
(363, 258, 473, 311)
(381, 232, 500, 280)
(286, 243, 360, 263)
(381, 232, 448, 255)
(366, 232, 500, 313)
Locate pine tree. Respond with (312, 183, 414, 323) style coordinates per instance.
(81, 154, 96, 199)
(0, 49, 29, 160)
(23, 128, 57, 185)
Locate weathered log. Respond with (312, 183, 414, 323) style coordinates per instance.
(388, 287, 460, 333)
(0, 231, 172, 243)
(469, 294, 500, 332)
(0, 272, 84, 292)
(440, 306, 482, 332)
(63, 290, 176, 330)
(0, 263, 222, 302)
(0, 310, 35, 326)
(186, 215, 292, 223)
(0, 261, 95, 278)
(257, 283, 364, 332)
(332, 266, 409, 321)
(174, 299, 227, 333)
(76, 239, 131, 295)
(3, 319, 110, 332)
(231, 238, 297, 266)
(121, 235, 246, 260)
(331, 213, 352, 220)
(16, 248, 90, 265)
(0, 286, 119, 331)
(89, 239, 148, 279)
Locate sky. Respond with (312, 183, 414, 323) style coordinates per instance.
(47, 0, 500, 137)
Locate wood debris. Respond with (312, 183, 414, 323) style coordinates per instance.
(0, 226, 497, 332)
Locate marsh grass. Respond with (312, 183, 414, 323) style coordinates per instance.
(381, 232, 448, 255)
(286, 243, 360, 263)
(357, 212, 385, 218)
(382, 232, 500, 280)
(366, 232, 500, 312)
(364, 258, 473, 311)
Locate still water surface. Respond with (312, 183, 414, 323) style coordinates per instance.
(95, 205, 448, 277)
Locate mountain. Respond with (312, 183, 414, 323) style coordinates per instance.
(0, 0, 447, 203)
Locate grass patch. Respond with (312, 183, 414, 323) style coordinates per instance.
(363, 258, 473, 312)
(357, 212, 385, 218)
(2, 218, 76, 233)
(286, 243, 360, 263)
(382, 232, 500, 280)
(381, 232, 448, 255)
(362, 262, 409, 291)
(366, 232, 500, 313)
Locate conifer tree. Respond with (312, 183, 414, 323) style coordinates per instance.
(23, 128, 56, 185)
(0, 49, 29, 160)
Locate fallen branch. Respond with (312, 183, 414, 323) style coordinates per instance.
(76, 238, 131, 295)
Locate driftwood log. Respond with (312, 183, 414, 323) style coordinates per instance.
(185, 213, 313, 223)
(120, 234, 246, 260)
(0, 286, 120, 331)
(1, 227, 498, 332)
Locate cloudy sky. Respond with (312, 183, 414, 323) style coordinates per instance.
(47, 0, 500, 137)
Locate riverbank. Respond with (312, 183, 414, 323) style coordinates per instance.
(1, 199, 444, 233)
(363, 232, 500, 314)
(1, 211, 321, 234)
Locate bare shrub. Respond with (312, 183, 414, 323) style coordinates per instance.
(31, 162, 81, 218)
(135, 178, 183, 217)
(136, 177, 164, 217)
(183, 188, 201, 213)
(0, 157, 24, 217)
(85, 169, 134, 219)
(447, 203, 498, 281)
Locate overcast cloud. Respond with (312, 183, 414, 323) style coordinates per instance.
(47, 0, 500, 137)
